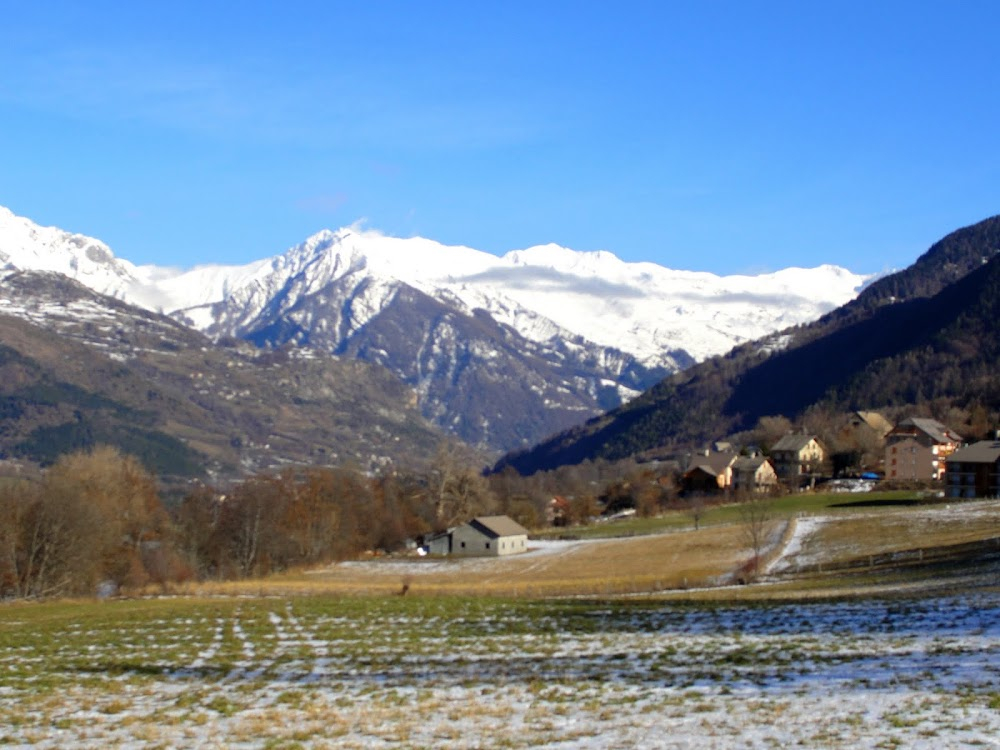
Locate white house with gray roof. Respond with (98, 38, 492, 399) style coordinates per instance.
(434, 515, 530, 558)
(732, 455, 778, 494)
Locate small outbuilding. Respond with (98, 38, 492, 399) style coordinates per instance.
(423, 529, 454, 556)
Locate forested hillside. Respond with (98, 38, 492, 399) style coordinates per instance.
(497, 215, 1000, 475)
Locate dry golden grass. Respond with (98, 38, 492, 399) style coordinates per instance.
(792, 501, 1000, 567)
(178, 523, 754, 599)
(160, 500, 1000, 602)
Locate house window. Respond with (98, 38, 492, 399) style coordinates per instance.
(460, 542, 465, 549)
(485, 542, 490, 549)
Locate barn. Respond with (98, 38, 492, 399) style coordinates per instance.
(449, 515, 530, 558)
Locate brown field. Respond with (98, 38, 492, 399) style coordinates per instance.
(793, 501, 1000, 565)
(173, 498, 1000, 601)
(4, 500, 1000, 748)
(183, 522, 759, 598)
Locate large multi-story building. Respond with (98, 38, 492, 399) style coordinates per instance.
(884, 417, 962, 482)
(945, 440, 1000, 498)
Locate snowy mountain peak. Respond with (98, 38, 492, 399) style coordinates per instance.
(0, 204, 871, 368)
(0, 207, 139, 297)
(0, 204, 879, 452)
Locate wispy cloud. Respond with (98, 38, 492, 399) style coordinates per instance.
(457, 266, 646, 298)
(0, 41, 544, 151)
(672, 290, 817, 306)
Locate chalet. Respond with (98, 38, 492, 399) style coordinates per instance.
(945, 441, 1000, 498)
(769, 434, 825, 488)
(450, 515, 530, 558)
(832, 410, 893, 475)
(849, 410, 893, 438)
(731, 455, 778, 494)
(682, 451, 738, 494)
(885, 417, 962, 482)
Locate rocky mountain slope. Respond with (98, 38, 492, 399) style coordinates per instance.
(496, 214, 1000, 474)
(0, 205, 870, 452)
(0, 271, 450, 481)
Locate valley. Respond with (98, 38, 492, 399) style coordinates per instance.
(3, 6, 998, 748)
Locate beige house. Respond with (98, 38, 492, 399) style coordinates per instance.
(770, 434, 826, 487)
(885, 417, 962, 481)
(450, 515, 530, 558)
(732, 456, 778, 494)
(850, 411, 893, 438)
(682, 451, 738, 494)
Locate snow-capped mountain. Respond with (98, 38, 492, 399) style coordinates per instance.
(0, 205, 871, 452)
(0, 206, 869, 366)
(146, 228, 867, 367)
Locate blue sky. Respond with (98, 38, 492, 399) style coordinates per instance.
(1, 1, 998, 275)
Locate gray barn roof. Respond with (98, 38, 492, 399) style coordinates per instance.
(469, 515, 530, 539)
(733, 455, 770, 472)
(685, 451, 737, 474)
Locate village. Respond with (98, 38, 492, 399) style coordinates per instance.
(417, 410, 1000, 562)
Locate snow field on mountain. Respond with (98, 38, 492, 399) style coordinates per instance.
(0, 206, 871, 368)
(2, 593, 999, 748)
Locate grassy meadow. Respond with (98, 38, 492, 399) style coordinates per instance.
(179, 492, 1000, 599)
(2, 494, 1000, 747)
(3, 587, 1000, 748)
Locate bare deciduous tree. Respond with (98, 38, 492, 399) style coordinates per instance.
(738, 492, 773, 581)
(427, 446, 496, 529)
(688, 495, 706, 530)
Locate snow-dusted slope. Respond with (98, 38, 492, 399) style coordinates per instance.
(449, 245, 866, 363)
(0, 206, 869, 367)
(0, 205, 875, 451)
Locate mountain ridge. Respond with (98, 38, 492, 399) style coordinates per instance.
(495, 213, 1000, 474)
(0, 205, 871, 452)
(0, 206, 870, 367)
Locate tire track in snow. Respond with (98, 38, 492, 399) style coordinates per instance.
(763, 515, 828, 575)
(178, 617, 225, 677)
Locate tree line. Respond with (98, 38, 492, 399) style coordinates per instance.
(0, 443, 694, 600)
(13, 397, 960, 600)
